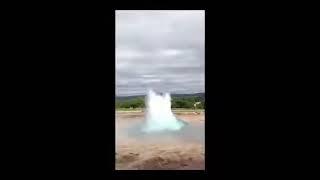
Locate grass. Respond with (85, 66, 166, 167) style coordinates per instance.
(116, 108, 143, 111)
(116, 108, 204, 112)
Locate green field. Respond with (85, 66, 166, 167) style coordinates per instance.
(116, 94, 205, 109)
(116, 108, 204, 112)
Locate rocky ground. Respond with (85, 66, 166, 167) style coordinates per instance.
(116, 111, 205, 170)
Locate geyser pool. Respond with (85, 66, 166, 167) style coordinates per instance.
(141, 89, 187, 133)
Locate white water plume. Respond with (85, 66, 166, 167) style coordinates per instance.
(142, 89, 186, 133)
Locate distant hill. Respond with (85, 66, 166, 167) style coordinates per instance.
(116, 92, 205, 101)
(116, 92, 205, 109)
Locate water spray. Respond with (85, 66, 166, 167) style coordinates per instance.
(141, 89, 187, 133)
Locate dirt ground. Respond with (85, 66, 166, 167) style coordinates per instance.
(116, 111, 205, 170)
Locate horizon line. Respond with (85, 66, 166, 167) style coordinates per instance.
(116, 91, 205, 97)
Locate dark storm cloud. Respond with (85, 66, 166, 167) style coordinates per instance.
(116, 10, 204, 96)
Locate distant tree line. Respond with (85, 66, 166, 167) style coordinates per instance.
(116, 96, 205, 109)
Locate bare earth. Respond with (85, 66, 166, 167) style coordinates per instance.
(116, 111, 205, 170)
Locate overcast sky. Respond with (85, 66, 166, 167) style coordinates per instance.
(116, 10, 204, 96)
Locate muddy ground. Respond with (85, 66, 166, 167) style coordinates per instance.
(116, 111, 205, 170)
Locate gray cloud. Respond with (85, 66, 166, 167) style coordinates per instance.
(116, 10, 205, 96)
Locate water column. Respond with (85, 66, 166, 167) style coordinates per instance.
(142, 89, 186, 132)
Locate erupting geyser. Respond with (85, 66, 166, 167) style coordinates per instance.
(142, 89, 187, 133)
